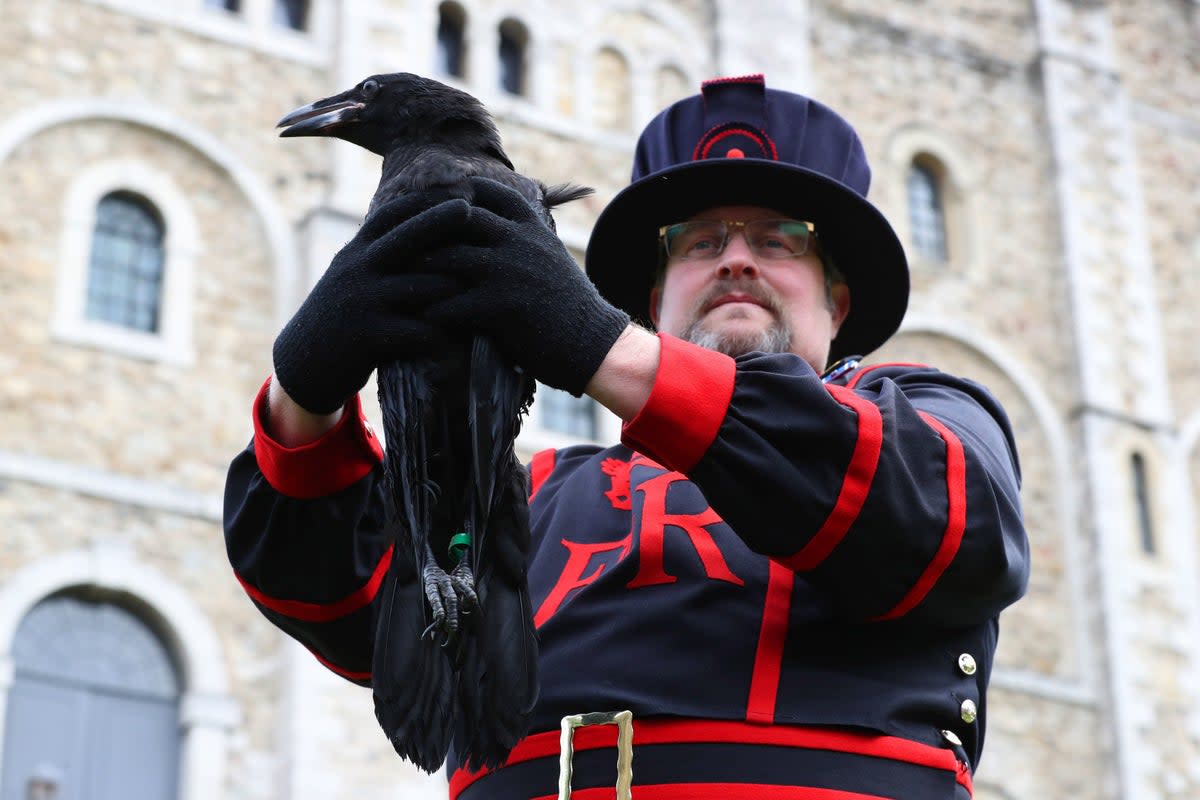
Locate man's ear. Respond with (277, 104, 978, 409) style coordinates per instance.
(829, 283, 851, 338)
(648, 286, 662, 327)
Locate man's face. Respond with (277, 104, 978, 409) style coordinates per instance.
(649, 205, 851, 371)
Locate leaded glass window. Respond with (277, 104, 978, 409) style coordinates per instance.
(906, 160, 948, 262)
(540, 386, 599, 440)
(86, 191, 165, 333)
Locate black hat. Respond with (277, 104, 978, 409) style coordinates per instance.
(585, 74, 909, 362)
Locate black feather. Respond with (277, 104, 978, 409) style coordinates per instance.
(279, 71, 590, 772)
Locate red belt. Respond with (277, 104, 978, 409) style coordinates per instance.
(449, 718, 973, 799)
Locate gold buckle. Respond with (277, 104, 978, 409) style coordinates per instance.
(557, 710, 634, 800)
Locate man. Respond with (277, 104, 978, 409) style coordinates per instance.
(226, 74, 1028, 799)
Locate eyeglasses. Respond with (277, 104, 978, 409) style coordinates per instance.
(659, 219, 818, 261)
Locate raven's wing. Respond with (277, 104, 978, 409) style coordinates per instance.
(452, 336, 538, 770)
(373, 359, 456, 772)
(453, 458, 539, 771)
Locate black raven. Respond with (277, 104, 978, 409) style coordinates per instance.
(276, 72, 591, 772)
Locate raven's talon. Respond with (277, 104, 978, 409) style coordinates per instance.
(449, 559, 479, 614)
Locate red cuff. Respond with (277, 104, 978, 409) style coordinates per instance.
(621, 334, 736, 473)
(252, 378, 384, 499)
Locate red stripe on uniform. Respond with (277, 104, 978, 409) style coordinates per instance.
(778, 385, 883, 571)
(872, 413, 967, 621)
(528, 448, 556, 502)
(307, 645, 371, 682)
(745, 560, 794, 722)
(533, 784, 891, 800)
(236, 544, 393, 623)
(449, 719, 972, 798)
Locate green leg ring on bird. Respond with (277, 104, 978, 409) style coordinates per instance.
(448, 531, 472, 564)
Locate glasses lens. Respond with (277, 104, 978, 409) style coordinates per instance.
(663, 221, 728, 260)
(746, 220, 812, 259)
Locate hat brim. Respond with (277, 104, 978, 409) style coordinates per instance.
(585, 158, 909, 363)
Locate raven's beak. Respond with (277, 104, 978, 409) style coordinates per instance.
(276, 98, 363, 137)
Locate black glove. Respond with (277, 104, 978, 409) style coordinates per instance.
(423, 178, 630, 395)
(273, 192, 473, 414)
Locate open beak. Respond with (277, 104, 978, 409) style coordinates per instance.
(276, 98, 363, 137)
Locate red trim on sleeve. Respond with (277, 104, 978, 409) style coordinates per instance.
(621, 334, 736, 473)
(236, 544, 393, 623)
(528, 448, 556, 502)
(844, 362, 929, 390)
(745, 560, 795, 723)
(872, 413, 967, 621)
(252, 377, 383, 499)
(777, 385, 883, 571)
(307, 645, 372, 682)
(449, 718, 971, 798)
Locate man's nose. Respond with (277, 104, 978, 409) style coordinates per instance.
(714, 232, 759, 280)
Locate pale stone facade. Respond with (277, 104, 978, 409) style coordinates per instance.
(0, 1, 1196, 798)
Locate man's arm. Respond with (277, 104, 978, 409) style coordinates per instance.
(583, 323, 661, 421)
(224, 379, 391, 684)
(612, 335, 1029, 628)
(266, 375, 345, 446)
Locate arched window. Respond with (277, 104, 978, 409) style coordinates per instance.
(436, 2, 467, 78)
(498, 18, 528, 96)
(906, 157, 949, 262)
(86, 191, 166, 333)
(594, 47, 632, 131)
(273, 0, 308, 31)
(539, 386, 599, 440)
(1, 592, 182, 799)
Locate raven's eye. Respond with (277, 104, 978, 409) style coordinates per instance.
(362, 79, 380, 97)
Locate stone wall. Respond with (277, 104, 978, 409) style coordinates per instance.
(1, 1, 1197, 798)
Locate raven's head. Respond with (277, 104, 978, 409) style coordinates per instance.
(276, 72, 502, 158)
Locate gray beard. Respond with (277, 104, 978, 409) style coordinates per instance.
(680, 316, 793, 358)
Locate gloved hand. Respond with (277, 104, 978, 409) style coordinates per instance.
(423, 178, 630, 395)
(272, 192, 472, 414)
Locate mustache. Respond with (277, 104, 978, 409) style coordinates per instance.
(692, 280, 785, 317)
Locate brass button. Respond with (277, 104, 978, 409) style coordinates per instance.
(960, 699, 978, 724)
(941, 729, 963, 746)
(957, 653, 977, 675)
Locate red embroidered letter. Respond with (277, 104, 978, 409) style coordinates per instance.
(534, 535, 632, 627)
(627, 472, 744, 588)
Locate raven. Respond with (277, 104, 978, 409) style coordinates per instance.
(276, 73, 591, 772)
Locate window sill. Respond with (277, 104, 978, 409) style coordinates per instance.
(52, 317, 195, 367)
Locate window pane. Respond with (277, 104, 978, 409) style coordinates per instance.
(437, 5, 465, 77)
(906, 162, 948, 262)
(273, 0, 307, 30)
(86, 192, 165, 333)
(539, 386, 598, 440)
